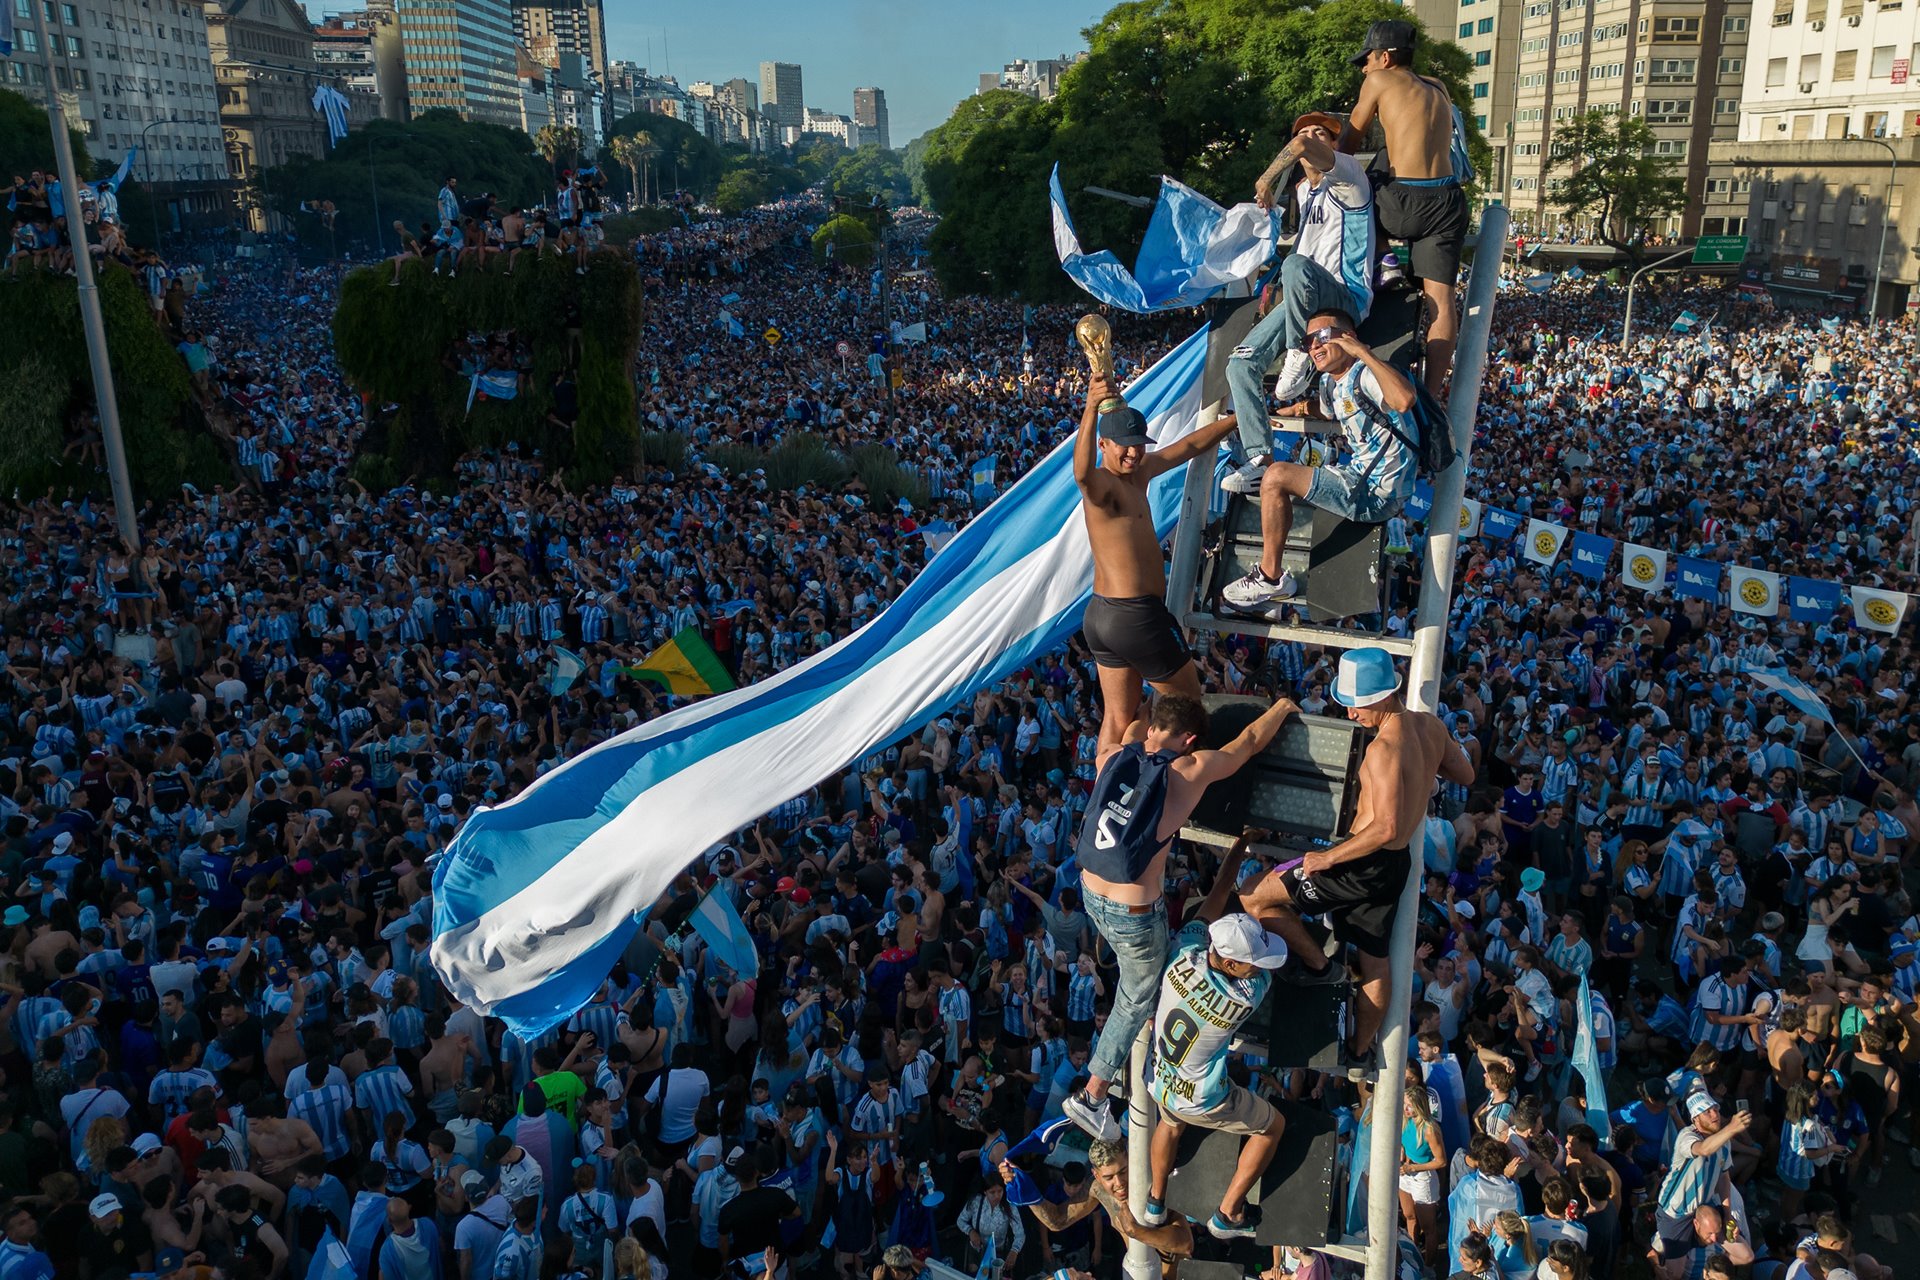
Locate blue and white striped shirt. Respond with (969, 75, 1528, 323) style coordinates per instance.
(353, 1063, 415, 1131)
(289, 1082, 354, 1161)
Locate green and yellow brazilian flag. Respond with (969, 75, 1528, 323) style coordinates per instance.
(619, 627, 736, 697)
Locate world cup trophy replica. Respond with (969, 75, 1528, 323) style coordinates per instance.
(1076, 313, 1150, 441)
(1075, 314, 1125, 412)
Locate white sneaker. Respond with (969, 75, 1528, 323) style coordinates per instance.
(1274, 348, 1315, 402)
(1061, 1090, 1123, 1143)
(1220, 454, 1270, 495)
(1221, 567, 1298, 608)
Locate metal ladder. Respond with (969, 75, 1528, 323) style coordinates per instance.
(1121, 205, 1511, 1280)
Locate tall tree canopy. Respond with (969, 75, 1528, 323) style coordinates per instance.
(923, 0, 1481, 298)
(1546, 110, 1686, 259)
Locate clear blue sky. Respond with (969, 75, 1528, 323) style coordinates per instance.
(605, 1, 1101, 144)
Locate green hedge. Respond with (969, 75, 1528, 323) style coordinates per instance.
(699, 437, 928, 508)
(332, 248, 642, 487)
(0, 266, 226, 498)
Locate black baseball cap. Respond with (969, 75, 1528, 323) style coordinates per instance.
(1097, 404, 1150, 446)
(1352, 19, 1417, 66)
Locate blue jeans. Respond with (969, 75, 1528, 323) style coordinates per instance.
(1225, 253, 1362, 461)
(1083, 888, 1169, 1087)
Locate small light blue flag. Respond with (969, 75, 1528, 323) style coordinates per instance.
(1746, 668, 1833, 724)
(1572, 975, 1610, 1141)
(545, 646, 585, 696)
(688, 882, 759, 977)
(1049, 164, 1275, 313)
(306, 1230, 358, 1280)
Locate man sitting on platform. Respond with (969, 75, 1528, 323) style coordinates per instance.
(1143, 840, 1290, 1241)
(1220, 311, 1419, 609)
(1242, 651, 1474, 1062)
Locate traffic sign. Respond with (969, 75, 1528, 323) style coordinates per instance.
(764, 326, 782, 346)
(836, 341, 851, 358)
(1692, 235, 1748, 265)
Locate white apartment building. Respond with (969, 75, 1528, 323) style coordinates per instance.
(1739, 0, 1920, 140)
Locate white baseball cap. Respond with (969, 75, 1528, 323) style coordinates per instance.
(1208, 914, 1289, 969)
(89, 1193, 122, 1218)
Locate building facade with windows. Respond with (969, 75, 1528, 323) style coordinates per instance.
(205, 0, 338, 232)
(4, 0, 228, 222)
(853, 86, 889, 149)
(1506, 0, 1751, 239)
(758, 60, 802, 134)
(1710, 135, 1916, 311)
(1738, 0, 1920, 141)
(313, 3, 408, 121)
(509, 0, 603, 85)
(392, 0, 518, 126)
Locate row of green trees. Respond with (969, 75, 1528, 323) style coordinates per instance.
(907, 0, 1688, 295)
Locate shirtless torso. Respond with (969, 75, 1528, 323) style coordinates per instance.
(1348, 66, 1453, 181)
(1766, 1028, 1805, 1092)
(1082, 470, 1166, 600)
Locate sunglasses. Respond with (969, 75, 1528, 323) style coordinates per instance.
(1307, 326, 1350, 348)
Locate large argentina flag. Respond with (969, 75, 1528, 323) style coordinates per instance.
(433, 327, 1214, 1033)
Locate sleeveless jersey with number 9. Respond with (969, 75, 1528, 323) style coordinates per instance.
(1148, 920, 1273, 1114)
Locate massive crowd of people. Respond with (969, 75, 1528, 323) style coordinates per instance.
(0, 167, 1914, 1280)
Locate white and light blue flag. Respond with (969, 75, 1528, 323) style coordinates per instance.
(311, 84, 352, 146)
(431, 328, 1214, 1033)
(1049, 164, 1275, 313)
(688, 883, 759, 978)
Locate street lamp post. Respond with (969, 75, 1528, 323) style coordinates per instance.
(27, 0, 140, 551)
(139, 116, 174, 246)
(1861, 137, 1898, 325)
(1621, 246, 1694, 346)
(368, 131, 385, 256)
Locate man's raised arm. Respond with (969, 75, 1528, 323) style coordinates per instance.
(1187, 698, 1299, 783)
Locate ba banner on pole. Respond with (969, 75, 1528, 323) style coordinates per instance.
(1675, 555, 1720, 601)
(1406, 479, 1435, 522)
(1522, 519, 1566, 566)
(1457, 498, 1482, 539)
(1619, 543, 1668, 593)
(1483, 507, 1522, 541)
(1787, 576, 1845, 624)
(1569, 531, 1614, 581)
(1850, 585, 1910, 634)
(1730, 565, 1781, 617)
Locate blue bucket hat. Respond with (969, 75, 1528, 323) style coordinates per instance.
(1332, 649, 1399, 708)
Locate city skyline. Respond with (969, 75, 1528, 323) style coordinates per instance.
(602, 0, 1098, 142)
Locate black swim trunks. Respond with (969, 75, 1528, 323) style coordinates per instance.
(1083, 594, 1190, 683)
(1277, 844, 1413, 959)
(1375, 178, 1470, 285)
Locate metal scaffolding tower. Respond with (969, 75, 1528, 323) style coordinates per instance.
(1123, 205, 1511, 1280)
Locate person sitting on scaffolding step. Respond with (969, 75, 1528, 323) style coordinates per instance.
(1219, 309, 1419, 610)
(1140, 831, 1290, 1242)
(1241, 651, 1475, 1065)
(1219, 111, 1377, 498)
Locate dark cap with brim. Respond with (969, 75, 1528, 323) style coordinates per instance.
(1097, 404, 1151, 446)
(1352, 18, 1417, 66)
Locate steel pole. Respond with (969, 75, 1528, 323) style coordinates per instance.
(369, 133, 384, 257)
(879, 232, 893, 402)
(1361, 205, 1508, 1280)
(1867, 140, 1896, 326)
(1123, 1025, 1156, 1280)
(32, 0, 139, 551)
(1620, 246, 1692, 347)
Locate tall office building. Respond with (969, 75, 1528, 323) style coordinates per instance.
(1506, 0, 1751, 239)
(510, 0, 606, 84)
(1450, 0, 1524, 194)
(394, 0, 519, 126)
(853, 86, 889, 149)
(314, 2, 410, 121)
(0, 0, 228, 227)
(759, 60, 803, 134)
(720, 77, 758, 114)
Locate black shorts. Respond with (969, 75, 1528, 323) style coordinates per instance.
(1083, 594, 1189, 683)
(1278, 845, 1413, 958)
(1375, 178, 1469, 285)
